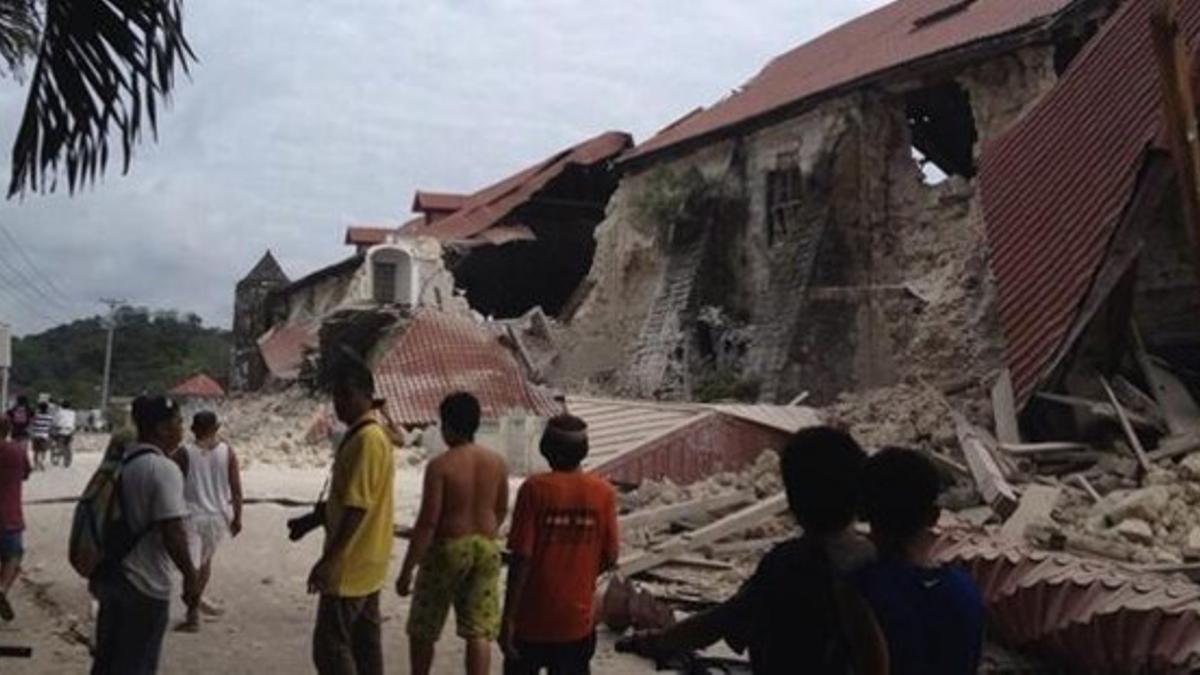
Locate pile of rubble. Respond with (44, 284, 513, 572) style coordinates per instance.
(202, 388, 330, 468)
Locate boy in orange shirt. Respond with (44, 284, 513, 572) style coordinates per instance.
(500, 414, 619, 674)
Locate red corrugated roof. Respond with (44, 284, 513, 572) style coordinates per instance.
(980, 0, 1200, 404)
(418, 131, 632, 242)
(934, 529, 1200, 672)
(344, 226, 393, 247)
(169, 373, 225, 398)
(258, 319, 320, 380)
(625, 0, 1077, 164)
(374, 309, 562, 426)
(411, 191, 467, 213)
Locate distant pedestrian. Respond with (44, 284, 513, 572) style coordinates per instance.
(0, 417, 32, 622)
(53, 400, 77, 467)
(91, 396, 199, 675)
(308, 367, 394, 675)
(171, 412, 243, 632)
(854, 447, 985, 675)
(398, 392, 509, 675)
(501, 414, 618, 675)
(6, 396, 33, 444)
(29, 402, 53, 471)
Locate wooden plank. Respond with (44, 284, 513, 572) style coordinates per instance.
(1000, 442, 1092, 456)
(954, 413, 1019, 518)
(619, 492, 752, 531)
(1146, 431, 1200, 462)
(1112, 376, 1167, 427)
(1143, 358, 1200, 436)
(667, 555, 736, 571)
(992, 369, 1021, 445)
(999, 485, 1062, 541)
(703, 535, 792, 557)
(1100, 376, 1152, 472)
(618, 494, 789, 577)
(1072, 475, 1103, 503)
(1035, 392, 1164, 432)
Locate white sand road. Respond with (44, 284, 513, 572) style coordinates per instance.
(0, 438, 654, 674)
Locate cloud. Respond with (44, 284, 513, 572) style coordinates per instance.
(0, 0, 884, 336)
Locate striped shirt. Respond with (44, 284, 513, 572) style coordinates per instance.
(29, 413, 53, 439)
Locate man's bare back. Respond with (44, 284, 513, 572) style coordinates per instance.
(426, 442, 508, 540)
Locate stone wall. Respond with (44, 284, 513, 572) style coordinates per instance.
(561, 46, 1059, 407)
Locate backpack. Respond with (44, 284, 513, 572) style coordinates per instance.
(68, 447, 156, 581)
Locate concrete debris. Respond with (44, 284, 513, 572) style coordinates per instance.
(198, 388, 328, 468)
(824, 384, 958, 453)
(1115, 518, 1155, 545)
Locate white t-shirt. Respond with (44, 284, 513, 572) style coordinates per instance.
(182, 442, 233, 522)
(53, 408, 76, 434)
(119, 444, 189, 601)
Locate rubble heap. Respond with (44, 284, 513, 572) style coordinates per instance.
(202, 388, 328, 468)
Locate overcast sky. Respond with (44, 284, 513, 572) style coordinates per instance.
(0, 0, 883, 336)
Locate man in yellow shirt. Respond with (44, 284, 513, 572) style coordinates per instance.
(307, 366, 395, 675)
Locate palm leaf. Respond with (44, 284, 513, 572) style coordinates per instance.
(7, 0, 194, 197)
(0, 1, 40, 74)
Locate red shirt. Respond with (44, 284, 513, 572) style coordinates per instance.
(0, 440, 30, 531)
(507, 471, 619, 642)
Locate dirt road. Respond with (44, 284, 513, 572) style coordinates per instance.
(1, 440, 652, 674)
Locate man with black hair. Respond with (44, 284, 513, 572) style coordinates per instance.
(398, 391, 509, 675)
(92, 395, 199, 675)
(621, 426, 888, 675)
(854, 447, 984, 675)
(308, 366, 394, 675)
(500, 414, 618, 675)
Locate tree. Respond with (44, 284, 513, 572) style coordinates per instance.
(0, 0, 194, 197)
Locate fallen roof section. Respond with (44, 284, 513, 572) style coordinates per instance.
(258, 318, 320, 381)
(169, 373, 226, 399)
(934, 529, 1200, 672)
(624, 0, 1081, 165)
(980, 0, 1200, 405)
(412, 131, 632, 242)
(374, 309, 563, 426)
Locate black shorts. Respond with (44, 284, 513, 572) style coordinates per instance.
(504, 632, 596, 675)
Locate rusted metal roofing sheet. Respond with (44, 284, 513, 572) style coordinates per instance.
(706, 403, 823, 434)
(257, 318, 319, 381)
(374, 309, 563, 426)
(980, 0, 1200, 405)
(934, 529, 1200, 673)
(413, 131, 632, 242)
(168, 373, 225, 399)
(344, 226, 392, 247)
(412, 191, 467, 213)
(625, 0, 1077, 164)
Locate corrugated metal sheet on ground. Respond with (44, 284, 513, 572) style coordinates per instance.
(568, 396, 705, 468)
(257, 318, 319, 380)
(413, 131, 632, 242)
(934, 529, 1200, 672)
(374, 309, 562, 426)
(625, 0, 1075, 163)
(980, 0, 1200, 405)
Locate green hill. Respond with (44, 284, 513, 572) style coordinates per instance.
(11, 307, 231, 408)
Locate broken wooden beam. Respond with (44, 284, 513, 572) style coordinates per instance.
(1000, 442, 1092, 456)
(1072, 475, 1103, 503)
(618, 494, 789, 577)
(992, 369, 1021, 446)
(1035, 392, 1165, 432)
(1146, 432, 1200, 462)
(702, 535, 792, 557)
(954, 413, 1019, 518)
(619, 491, 752, 531)
(1100, 376, 1152, 472)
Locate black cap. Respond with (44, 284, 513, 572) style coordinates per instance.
(131, 396, 180, 429)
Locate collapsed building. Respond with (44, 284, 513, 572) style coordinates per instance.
(564, 0, 1133, 409)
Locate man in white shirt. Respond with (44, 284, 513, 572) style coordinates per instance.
(91, 396, 199, 675)
(52, 400, 77, 467)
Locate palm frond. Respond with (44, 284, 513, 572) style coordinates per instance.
(7, 0, 195, 197)
(0, 1, 41, 74)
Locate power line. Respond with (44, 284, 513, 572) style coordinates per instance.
(0, 246, 75, 316)
(0, 224, 78, 308)
(0, 263, 62, 323)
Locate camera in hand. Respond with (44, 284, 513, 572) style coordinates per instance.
(287, 503, 325, 542)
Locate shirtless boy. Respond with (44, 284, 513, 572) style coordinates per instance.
(396, 392, 509, 675)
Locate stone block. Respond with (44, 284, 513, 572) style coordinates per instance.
(1115, 518, 1154, 545)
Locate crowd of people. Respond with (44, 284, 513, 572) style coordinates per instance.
(5, 395, 78, 471)
(0, 366, 988, 675)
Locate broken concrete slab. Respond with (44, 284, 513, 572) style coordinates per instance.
(1094, 485, 1171, 526)
(955, 414, 1019, 518)
(1115, 518, 1155, 545)
(1186, 527, 1200, 561)
(1000, 485, 1062, 541)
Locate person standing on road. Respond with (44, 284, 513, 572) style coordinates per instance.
(29, 402, 53, 471)
(0, 417, 31, 622)
(172, 411, 243, 632)
(308, 367, 394, 675)
(52, 400, 77, 467)
(398, 392, 509, 675)
(500, 414, 619, 675)
(6, 395, 33, 446)
(91, 396, 200, 675)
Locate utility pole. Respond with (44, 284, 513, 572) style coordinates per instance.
(0, 322, 10, 408)
(99, 298, 124, 414)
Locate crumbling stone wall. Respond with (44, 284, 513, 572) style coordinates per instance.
(563, 46, 1060, 406)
